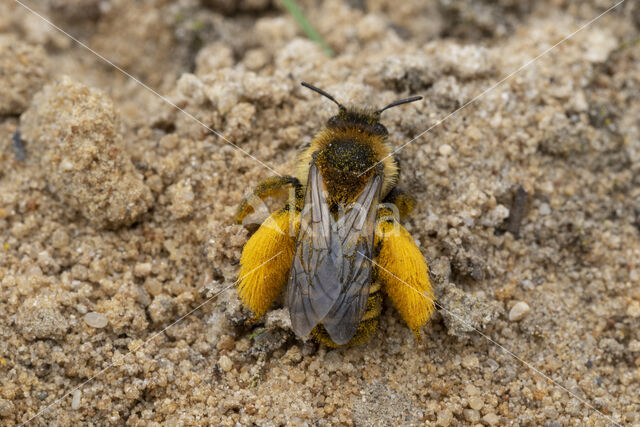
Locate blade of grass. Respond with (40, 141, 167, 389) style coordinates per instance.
(279, 0, 334, 57)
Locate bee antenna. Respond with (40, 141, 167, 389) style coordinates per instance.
(375, 95, 423, 115)
(301, 82, 344, 110)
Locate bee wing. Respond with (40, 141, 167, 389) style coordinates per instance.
(321, 173, 383, 345)
(286, 163, 343, 338)
(287, 163, 383, 345)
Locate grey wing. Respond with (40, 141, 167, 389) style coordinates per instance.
(286, 164, 343, 338)
(320, 174, 383, 345)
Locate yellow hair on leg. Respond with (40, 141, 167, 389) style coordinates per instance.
(375, 218, 435, 338)
(237, 208, 300, 320)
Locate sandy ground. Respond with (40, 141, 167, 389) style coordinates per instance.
(1, 0, 639, 425)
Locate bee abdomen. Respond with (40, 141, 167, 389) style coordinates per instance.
(311, 284, 383, 347)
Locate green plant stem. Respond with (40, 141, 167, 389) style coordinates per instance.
(280, 0, 334, 57)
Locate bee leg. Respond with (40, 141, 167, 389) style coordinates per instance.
(237, 208, 300, 322)
(374, 213, 435, 340)
(382, 187, 417, 220)
(235, 175, 303, 224)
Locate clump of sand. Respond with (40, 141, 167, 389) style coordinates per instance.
(0, 35, 49, 115)
(20, 77, 153, 229)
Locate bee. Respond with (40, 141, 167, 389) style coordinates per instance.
(234, 82, 435, 347)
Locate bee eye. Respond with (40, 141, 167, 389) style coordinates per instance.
(372, 123, 388, 135)
(327, 116, 340, 127)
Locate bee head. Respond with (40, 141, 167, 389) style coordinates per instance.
(327, 109, 389, 136)
(301, 82, 422, 137)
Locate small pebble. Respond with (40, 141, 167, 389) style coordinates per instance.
(218, 355, 233, 372)
(71, 390, 81, 410)
(520, 279, 535, 290)
(84, 312, 108, 328)
(289, 369, 306, 383)
(234, 338, 251, 352)
(627, 301, 640, 318)
(487, 359, 500, 372)
(282, 345, 303, 364)
(436, 409, 453, 426)
(216, 334, 235, 352)
(51, 229, 70, 249)
(0, 398, 14, 416)
(144, 278, 163, 296)
(509, 301, 530, 322)
(464, 384, 478, 395)
(463, 409, 480, 423)
(539, 203, 551, 216)
(468, 396, 484, 410)
(462, 355, 479, 369)
(439, 144, 453, 156)
(134, 262, 152, 277)
(483, 413, 500, 425)
(465, 125, 483, 141)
